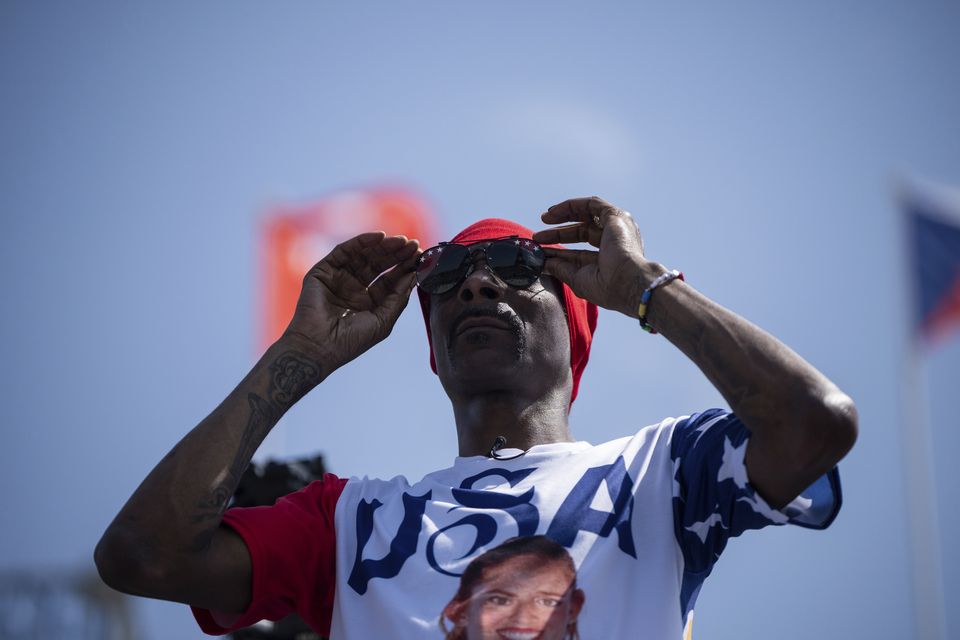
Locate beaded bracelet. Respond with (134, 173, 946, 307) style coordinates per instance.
(637, 269, 684, 333)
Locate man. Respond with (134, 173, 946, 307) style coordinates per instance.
(95, 197, 857, 638)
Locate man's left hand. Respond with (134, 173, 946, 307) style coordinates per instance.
(533, 196, 661, 317)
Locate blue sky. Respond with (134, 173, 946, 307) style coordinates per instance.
(2, 2, 959, 638)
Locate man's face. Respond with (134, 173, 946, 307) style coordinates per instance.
(427, 240, 572, 399)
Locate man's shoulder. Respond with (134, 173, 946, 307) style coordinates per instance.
(335, 472, 417, 499)
(591, 414, 691, 449)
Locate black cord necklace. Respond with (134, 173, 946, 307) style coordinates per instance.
(488, 435, 525, 460)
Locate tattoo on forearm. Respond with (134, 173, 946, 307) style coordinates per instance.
(269, 352, 321, 407)
(186, 350, 321, 551)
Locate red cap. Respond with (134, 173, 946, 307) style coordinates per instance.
(416, 218, 599, 405)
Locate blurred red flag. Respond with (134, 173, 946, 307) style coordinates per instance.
(259, 186, 437, 351)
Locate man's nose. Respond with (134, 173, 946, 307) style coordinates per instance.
(458, 260, 505, 302)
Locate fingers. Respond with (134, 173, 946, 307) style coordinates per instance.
(541, 247, 600, 297)
(541, 196, 615, 225)
(322, 232, 420, 285)
(322, 231, 387, 266)
(308, 234, 418, 313)
(542, 254, 580, 289)
(367, 253, 420, 307)
(543, 246, 599, 268)
(372, 269, 418, 327)
(531, 222, 601, 248)
(541, 196, 643, 255)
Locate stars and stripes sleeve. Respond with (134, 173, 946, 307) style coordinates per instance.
(670, 409, 842, 578)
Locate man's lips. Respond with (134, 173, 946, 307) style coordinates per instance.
(451, 308, 518, 337)
(455, 317, 512, 336)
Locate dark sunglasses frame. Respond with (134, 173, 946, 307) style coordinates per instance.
(415, 236, 546, 295)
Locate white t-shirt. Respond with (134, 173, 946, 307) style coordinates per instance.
(193, 409, 841, 639)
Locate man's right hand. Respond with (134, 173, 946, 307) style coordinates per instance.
(282, 231, 421, 375)
(94, 231, 421, 616)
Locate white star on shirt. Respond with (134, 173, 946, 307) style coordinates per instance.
(685, 511, 727, 544)
(736, 494, 790, 525)
(717, 436, 750, 489)
(692, 413, 727, 448)
(717, 434, 797, 526)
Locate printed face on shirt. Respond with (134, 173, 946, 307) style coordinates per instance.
(451, 555, 584, 640)
(428, 241, 572, 399)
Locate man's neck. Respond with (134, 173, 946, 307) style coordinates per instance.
(452, 388, 573, 457)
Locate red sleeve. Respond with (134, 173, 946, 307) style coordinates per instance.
(191, 473, 348, 636)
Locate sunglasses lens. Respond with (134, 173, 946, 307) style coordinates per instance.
(486, 239, 545, 286)
(417, 238, 546, 294)
(416, 244, 469, 294)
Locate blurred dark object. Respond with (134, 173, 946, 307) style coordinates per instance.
(229, 453, 328, 640)
(231, 455, 328, 509)
(0, 568, 135, 639)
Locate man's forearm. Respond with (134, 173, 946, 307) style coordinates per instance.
(642, 268, 857, 505)
(96, 336, 325, 581)
(533, 197, 856, 506)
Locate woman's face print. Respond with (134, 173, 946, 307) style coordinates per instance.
(460, 555, 583, 640)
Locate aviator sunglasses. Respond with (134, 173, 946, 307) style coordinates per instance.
(415, 236, 547, 295)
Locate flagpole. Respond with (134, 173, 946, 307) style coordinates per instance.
(898, 176, 948, 638)
(899, 344, 947, 639)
